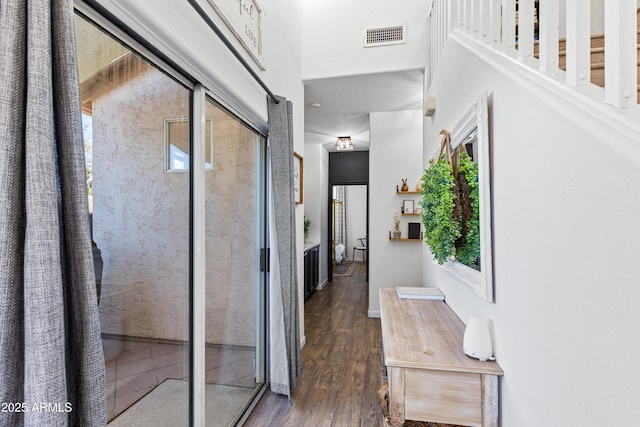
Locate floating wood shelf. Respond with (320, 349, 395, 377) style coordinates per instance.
(396, 191, 420, 194)
(401, 213, 420, 216)
(389, 237, 422, 242)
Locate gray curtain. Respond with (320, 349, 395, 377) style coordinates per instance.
(0, 1, 106, 425)
(267, 95, 301, 398)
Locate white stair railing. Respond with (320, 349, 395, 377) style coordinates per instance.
(565, 0, 591, 87)
(605, 0, 638, 108)
(517, 0, 536, 64)
(538, 0, 559, 75)
(428, 0, 639, 110)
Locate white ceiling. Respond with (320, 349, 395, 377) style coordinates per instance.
(303, 69, 425, 152)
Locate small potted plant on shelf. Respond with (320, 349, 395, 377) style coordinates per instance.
(392, 212, 401, 239)
(304, 216, 310, 241)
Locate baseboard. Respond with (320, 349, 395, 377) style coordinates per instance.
(367, 310, 381, 318)
(300, 335, 306, 349)
(315, 279, 329, 291)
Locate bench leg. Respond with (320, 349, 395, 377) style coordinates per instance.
(388, 367, 405, 427)
(481, 374, 499, 427)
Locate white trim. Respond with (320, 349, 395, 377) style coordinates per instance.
(300, 335, 306, 349)
(315, 279, 329, 291)
(368, 310, 381, 318)
(192, 84, 207, 427)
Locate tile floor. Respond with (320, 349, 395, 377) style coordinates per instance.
(103, 337, 257, 422)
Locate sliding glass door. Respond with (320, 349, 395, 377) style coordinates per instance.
(75, 10, 266, 426)
(202, 97, 266, 424)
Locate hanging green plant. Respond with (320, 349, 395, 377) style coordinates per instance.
(421, 130, 481, 266)
(420, 153, 461, 264)
(453, 150, 480, 266)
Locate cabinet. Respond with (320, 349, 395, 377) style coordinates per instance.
(304, 244, 319, 301)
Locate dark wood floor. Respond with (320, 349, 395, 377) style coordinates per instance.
(245, 262, 384, 427)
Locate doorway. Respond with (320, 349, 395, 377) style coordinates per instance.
(327, 150, 369, 283)
(331, 185, 368, 277)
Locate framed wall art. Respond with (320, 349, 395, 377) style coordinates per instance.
(294, 151, 303, 204)
(403, 200, 414, 214)
(205, 0, 265, 70)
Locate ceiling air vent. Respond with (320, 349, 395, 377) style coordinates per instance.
(363, 24, 406, 48)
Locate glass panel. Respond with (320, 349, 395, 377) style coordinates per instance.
(204, 97, 266, 425)
(75, 15, 191, 424)
(164, 118, 214, 171)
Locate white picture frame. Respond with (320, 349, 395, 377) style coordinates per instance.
(403, 200, 414, 214)
(440, 92, 494, 303)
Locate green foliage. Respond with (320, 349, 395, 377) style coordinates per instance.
(420, 150, 480, 266)
(304, 216, 311, 239)
(421, 154, 461, 264)
(454, 151, 480, 266)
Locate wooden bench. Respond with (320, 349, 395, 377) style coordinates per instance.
(380, 288, 504, 427)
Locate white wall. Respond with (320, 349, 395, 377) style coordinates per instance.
(425, 34, 640, 425)
(368, 109, 424, 317)
(91, 0, 307, 344)
(303, 144, 329, 286)
(301, 0, 428, 80)
(345, 186, 367, 261)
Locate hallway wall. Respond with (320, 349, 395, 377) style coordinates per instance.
(345, 186, 367, 262)
(303, 144, 330, 286)
(368, 109, 424, 317)
(423, 33, 640, 425)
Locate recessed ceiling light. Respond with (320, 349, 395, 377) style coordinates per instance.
(308, 102, 321, 109)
